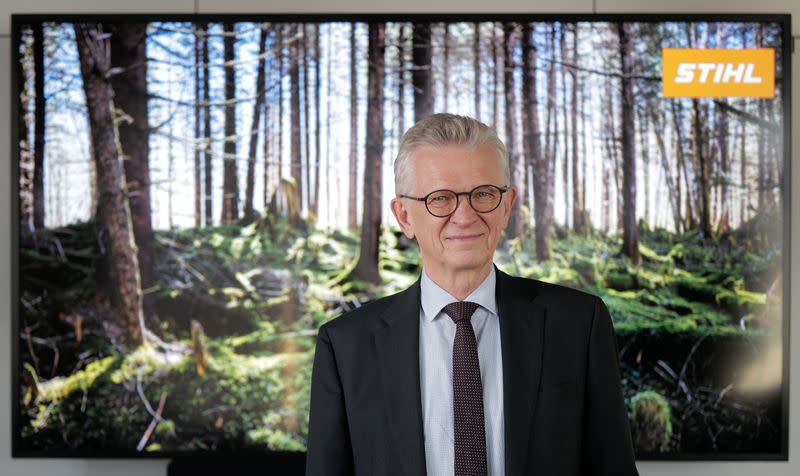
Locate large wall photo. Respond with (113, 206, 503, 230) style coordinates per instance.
(13, 14, 788, 459)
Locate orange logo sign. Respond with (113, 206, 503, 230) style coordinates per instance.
(662, 48, 775, 98)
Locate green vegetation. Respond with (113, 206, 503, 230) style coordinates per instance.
(495, 225, 779, 337)
(18, 218, 780, 452)
(630, 390, 673, 453)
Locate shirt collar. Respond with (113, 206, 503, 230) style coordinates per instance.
(420, 265, 498, 322)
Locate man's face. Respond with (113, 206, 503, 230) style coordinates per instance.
(390, 143, 517, 277)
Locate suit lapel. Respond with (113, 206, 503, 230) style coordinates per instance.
(496, 266, 546, 475)
(375, 278, 427, 476)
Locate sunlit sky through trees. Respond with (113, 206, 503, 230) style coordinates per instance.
(26, 20, 784, 234)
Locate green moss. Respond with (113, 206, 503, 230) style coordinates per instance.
(630, 390, 672, 453)
(605, 270, 637, 291)
(38, 355, 118, 401)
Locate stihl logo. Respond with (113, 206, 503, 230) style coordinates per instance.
(662, 49, 774, 98)
(674, 63, 762, 84)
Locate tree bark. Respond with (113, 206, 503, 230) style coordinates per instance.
(244, 24, 268, 222)
(473, 22, 481, 119)
(193, 23, 203, 227)
(397, 24, 406, 136)
(617, 22, 640, 264)
(74, 23, 145, 346)
(502, 22, 523, 240)
(491, 23, 499, 128)
(221, 22, 239, 224)
(276, 25, 284, 204)
(32, 24, 46, 229)
(352, 22, 385, 285)
(302, 25, 311, 216)
(443, 23, 450, 111)
(560, 26, 570, 227)
(202, 22, 213, 227)
(649, 105, 682, 232)
(412, 23, 433, 122)
(19, 27, 34, 230)
(289, 24, 303, 223)
(110, 22, 157, 327)
(522, 23, 550, 260)
(570, 24, 587, 235)
(312, 24, 322, 218)
(348, 23, 358, 229)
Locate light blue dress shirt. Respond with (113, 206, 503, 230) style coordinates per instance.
(419, 266, 505, 476)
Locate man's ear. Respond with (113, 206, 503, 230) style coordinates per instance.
(502, 186, 518, 227)
(390, 198, 416, 239)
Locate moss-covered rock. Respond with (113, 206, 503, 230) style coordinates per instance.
(630, 390, 672, 453)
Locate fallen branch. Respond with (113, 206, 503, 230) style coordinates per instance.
(136, 391, 167, 452)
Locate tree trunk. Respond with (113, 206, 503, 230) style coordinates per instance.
(18, 27, 34, 230)
(617, 22, 640, 264)
(110, 23, 157, 328)
(545, 26, 558, 235)
(312, 25, 322, 219)
(302, 25, 311, 216)
(522, 23, 550, 260)
(649, 105, 682, 232)
(277, 25, 284, 202)
(263, 84, 271, 209)
(716, 100, 730, 234)
(491, 23, 499, 128)
(290, 24, 303, 223)
(443, 23, 450, 111)
(325, 25, 333, 225)
(692, 97, 711, 237)
(639, 101, 650, 227)
(74, 23, 145, 346)
(244, 24, 268, 222)
(348, 23, 358, 229)
(221, 22, 239, 224)
(473, 22, 481, 119)
(397, 24, 406, 136)
(352, 22, 385, 284)
(202, 22, 213, 227)
(412, 23, 433, 122)
(570, 24, 587, 235)
(502, 22, 523, 239)
(194, 23, 203, 227)
(560, 26, 570, 228)
(670, 100, 694, 230)
(32, 24, 46, 229)
(739, 115, 747, 225)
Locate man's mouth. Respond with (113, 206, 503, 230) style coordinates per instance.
(446, 233, 482, 242)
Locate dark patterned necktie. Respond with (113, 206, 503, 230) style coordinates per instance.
(442, 301, 487, 476)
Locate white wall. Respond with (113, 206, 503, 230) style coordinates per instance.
(1, 1, 798, 475)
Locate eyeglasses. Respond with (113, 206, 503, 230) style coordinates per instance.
(398, 184, 509, 218)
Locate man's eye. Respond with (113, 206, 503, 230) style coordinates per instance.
(430, 195, 449, 202)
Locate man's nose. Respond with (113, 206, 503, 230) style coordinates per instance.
(449, 195, 479, 223)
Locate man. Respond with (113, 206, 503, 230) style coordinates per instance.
(306, 113, 638, 476)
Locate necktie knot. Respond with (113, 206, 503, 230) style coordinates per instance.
(442, 301, 480, 324)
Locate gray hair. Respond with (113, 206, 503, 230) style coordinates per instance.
(393, 113, 510, 195)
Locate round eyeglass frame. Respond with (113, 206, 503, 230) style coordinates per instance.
(398, 184, 509, 218)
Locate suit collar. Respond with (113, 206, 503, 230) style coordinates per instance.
(376, 267, 546, 476)
(419, 266, 498, 322)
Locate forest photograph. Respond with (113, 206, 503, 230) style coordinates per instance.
(13, 15, 787, 458)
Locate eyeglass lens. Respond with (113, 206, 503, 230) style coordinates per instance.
(425, 185, 502, 216)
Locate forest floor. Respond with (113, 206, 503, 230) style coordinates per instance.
(16, 216, 783, 454)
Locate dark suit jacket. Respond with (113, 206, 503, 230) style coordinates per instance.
(306, 266, 638, 475)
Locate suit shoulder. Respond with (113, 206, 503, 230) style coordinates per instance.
(509, 274, 601, 310)
(319, 287, 405, 334)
